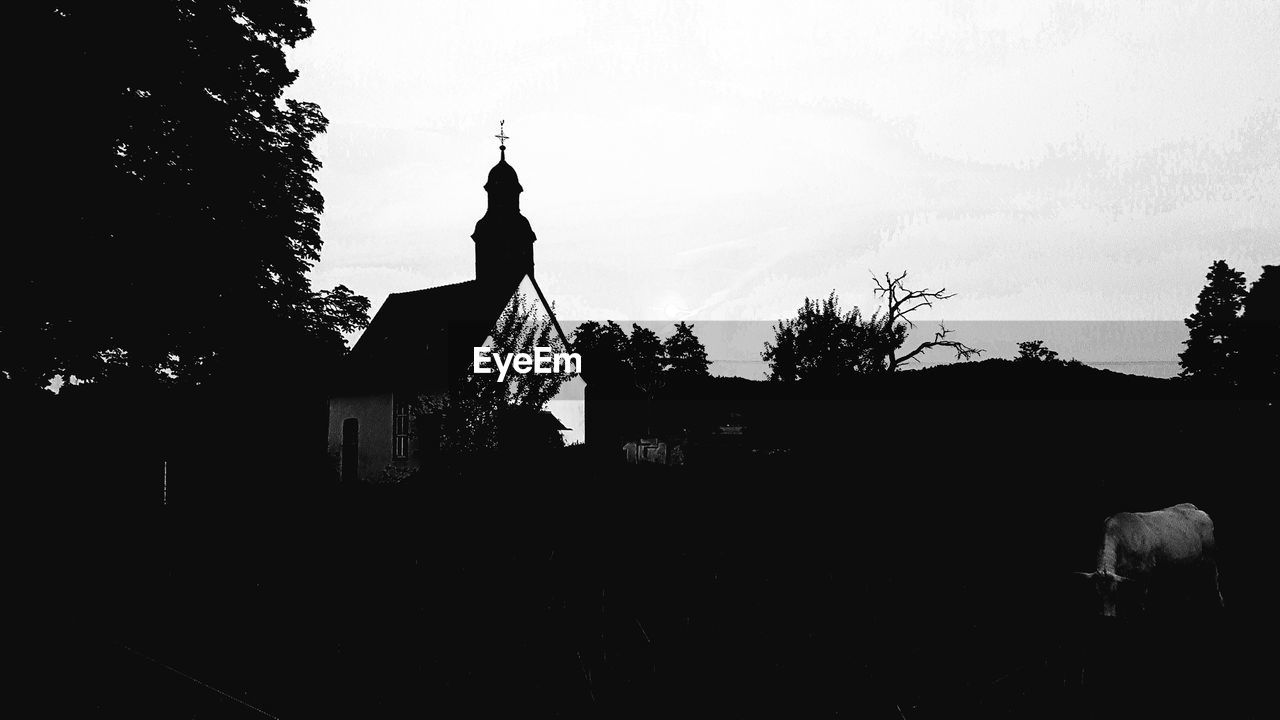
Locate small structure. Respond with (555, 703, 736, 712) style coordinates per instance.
(327, 132, 571, 482)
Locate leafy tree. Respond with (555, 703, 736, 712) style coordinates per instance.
(624, 324, 667, 435)
(305, 285, 375, 340)
(421, 369, 508, 456)
(663, 322, 711, 377)
(572, 320, 713, 382)
(423, 291, 575, 454)
(571, 320, 631, 382)
(628, 325, 666, 386)
(1234, 265, 1278, 405)
(7, 2, 367, 389)
(1016, 340, 1061, 364)
(497, 292, 574, 410)
(762, 292, 887, 381)
(1179, 260, 1247, 381)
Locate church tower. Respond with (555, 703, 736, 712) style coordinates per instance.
(472, 124, 535, 292)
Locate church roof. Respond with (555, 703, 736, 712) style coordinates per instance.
(484, 148, 523, 192)
(333, 278, 519, 395)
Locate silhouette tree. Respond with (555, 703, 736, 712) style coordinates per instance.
(626, 324, 666, 435)
(572, 320, 713, 381)
(762, 292, 889, 381)
(571, 320, 631, 383)
(423, 291, 575, 454)
(1179, 260, 1247, 381)
(872, 271, 982, 370)
(628, 325, 666, 387)
(1234, 265, 1278, 406)
(663, 322, 711, 377)
(8, 2, 367, 389)
(1016, 340, 1061, 364)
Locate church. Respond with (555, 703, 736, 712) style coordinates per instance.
(327, 133, 573, 483)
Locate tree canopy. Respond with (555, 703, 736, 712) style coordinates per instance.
(1016, 340, 1061, 364)
(571, 321, 633, 383)
(571, 321, 712, 385)
(663, 322, 712, 378)
(1179, 260, 1248, 382)
(627, 324, 665, 391)
(762, 292, 890, 382)
(8, 2, 368, 389)
(1231, 264, 1278, 406)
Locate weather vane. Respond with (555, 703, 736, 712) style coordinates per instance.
(495, 119, 509, 148)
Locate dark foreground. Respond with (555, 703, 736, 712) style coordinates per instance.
(29, 363, 1274, 717)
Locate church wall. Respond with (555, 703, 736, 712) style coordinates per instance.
(327, 392, 394, 482)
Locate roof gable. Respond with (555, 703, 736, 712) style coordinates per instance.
(334, 278, 519, 394)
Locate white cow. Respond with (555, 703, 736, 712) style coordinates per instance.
(1077, 503, 1223, 617)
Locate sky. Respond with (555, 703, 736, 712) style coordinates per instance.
(288, 0, 1278, 328)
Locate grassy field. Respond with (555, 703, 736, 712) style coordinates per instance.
(38, 362, 1272, 717)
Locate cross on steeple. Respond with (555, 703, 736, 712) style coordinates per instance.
(494, 119, 509, 149)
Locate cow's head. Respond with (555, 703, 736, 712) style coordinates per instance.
(1074, 570, 1142, 617)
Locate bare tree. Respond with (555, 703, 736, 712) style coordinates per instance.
(872, 271, 983, 370)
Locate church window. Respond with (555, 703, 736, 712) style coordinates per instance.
(392, 398, 412, 460)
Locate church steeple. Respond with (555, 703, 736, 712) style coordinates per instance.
(472, 121, 535, 289)
(483, 146, 522, 210)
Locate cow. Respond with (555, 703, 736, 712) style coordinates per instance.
(1077, 503, 1223, 618)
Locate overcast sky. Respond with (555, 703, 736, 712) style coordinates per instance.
(289, 0, 1278, 326)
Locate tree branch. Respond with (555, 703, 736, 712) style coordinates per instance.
(873, 272, 957, 330)
(891, 322, 983, 369)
